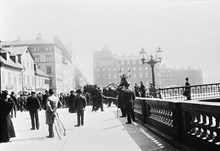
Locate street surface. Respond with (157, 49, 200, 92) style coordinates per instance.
(0, 105, 178, 151)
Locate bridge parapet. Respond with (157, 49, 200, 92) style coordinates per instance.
(157, 83, 220, 100)
(134, 98, 220, 151)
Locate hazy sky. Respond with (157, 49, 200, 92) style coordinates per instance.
(1, 0, 220, 83)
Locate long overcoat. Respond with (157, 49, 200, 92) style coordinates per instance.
(0, 98, 16, 143)
(46, 95, 58, 125)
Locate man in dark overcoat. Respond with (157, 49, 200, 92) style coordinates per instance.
(26, 91, 41, 130)
(75, 89, 87, 127)
(122, 82, 136, 124)
(117, 84, 126, 117)
(68, 90, 76, 113)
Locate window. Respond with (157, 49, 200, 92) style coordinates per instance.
(46, 66, 52, 74)
(46, 55, 52, 62)
(14, 77, 16, 85)
(139, 67, 142, 70)
(114, 74, 117, 79)
(102, 68, 105, 71)
(145, 73, 148, 78)
(133, 67, 136, 70)
(134, 73, 136, 78)
(27, 76, 30, 85)
(127, 60, 130, 65)
(19, 74, 22, 85)
(8, 72, 11, 84)
(34, 55, 40, 62)
(139, 73, 142, 78)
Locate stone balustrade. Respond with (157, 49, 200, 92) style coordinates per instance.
(134, 97, 220, 151)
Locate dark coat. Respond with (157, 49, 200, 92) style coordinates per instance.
(26, 96, 41, 111)
(69, 93, 76, 113)
(46, 95, 59, 124)
(122, 88, 135, 108)
(0, 98, 16, 143)
(75, 94, 87, 110)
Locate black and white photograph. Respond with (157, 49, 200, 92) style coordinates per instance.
(0, 0, 220, 150)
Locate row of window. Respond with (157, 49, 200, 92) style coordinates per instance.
(1, 71, 47, 87)
(32, 47, 54, 52)
(95, 73, 149, 79)
(119, 60, 142, 65)
(96, 66, 148, 72)
(34, 55, 53, 62)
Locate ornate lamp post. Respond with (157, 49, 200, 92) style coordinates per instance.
(140, 47, 163, 97)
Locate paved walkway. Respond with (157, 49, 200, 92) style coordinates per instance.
(0, 105, 178, 151)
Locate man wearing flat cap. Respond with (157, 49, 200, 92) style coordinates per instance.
(75, 89, 87, 127)
(26, 91, 41, 130)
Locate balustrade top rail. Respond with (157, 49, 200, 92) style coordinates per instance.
(157, 83, 220, 101)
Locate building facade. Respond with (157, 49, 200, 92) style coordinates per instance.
(93, 47, 203, 89)
(2, 35, 76, 95)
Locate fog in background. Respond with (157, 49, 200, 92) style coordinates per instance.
(1, 0, 220, 84)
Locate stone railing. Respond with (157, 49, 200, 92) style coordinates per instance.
(134, 97, 220, 151)
(157, 83, 220, 100)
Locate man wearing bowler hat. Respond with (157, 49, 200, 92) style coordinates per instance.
(26, 91, 41, 130)
(122, 81, 136, 124)
(75, 89, 87, 127)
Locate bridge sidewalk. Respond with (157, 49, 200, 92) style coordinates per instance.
(1, 105, 178, 151)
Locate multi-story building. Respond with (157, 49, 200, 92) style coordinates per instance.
(93, 47, 203, 89)
(4, 46, 36, 93)
(2, 35, 76, 94)
(0, 49, 23, 94)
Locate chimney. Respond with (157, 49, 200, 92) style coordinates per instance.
(36, 33, 42, 40)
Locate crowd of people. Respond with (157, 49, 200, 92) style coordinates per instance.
(0, 77, 191, 142)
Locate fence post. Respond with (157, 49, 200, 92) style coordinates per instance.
(173, 102, 183, 142)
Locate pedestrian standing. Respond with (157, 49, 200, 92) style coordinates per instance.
(42, 90, 49, 110)
(26, 91, 41, 130)
(134, 83, 140, 97)
(122, 82, 136, 124)
(140, 81, 146, 97)
(10, 92, 17, 118)
(0, 90, 16, 143)
(75, 89, 87, 127)
(46, 89, 59, 138)
(184, 77, 191, 100)
(68, 90, 76, 113)
(117, 84, 126, 117)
